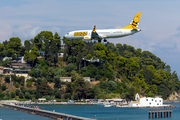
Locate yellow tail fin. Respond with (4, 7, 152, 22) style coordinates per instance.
(121, 12, 141, 29)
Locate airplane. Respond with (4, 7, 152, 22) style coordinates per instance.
(64, 12, 141, 42)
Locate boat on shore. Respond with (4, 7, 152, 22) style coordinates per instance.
(104, 103, 113, 107)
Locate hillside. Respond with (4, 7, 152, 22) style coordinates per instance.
(0, 31, 180, 101)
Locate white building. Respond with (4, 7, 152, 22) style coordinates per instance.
(60, 77, 71, 82)
(129, 93, 163, 107)
(83, 77, 90, 82)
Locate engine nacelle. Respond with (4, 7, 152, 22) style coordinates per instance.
(83, 36, 91, 40)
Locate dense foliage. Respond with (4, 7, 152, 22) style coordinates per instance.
(0, 31, 179, 101)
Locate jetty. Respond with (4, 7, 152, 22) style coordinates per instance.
(1, 103, 95, 120)
(148, 110, 172, 118)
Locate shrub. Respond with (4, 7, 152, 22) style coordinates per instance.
(10, 92, 15, 98)
(26, 81, 32, 87)
(33, 68, 42, 78)
(3, 95, 9, 100)
(15, 82, 19, 88)
(108, 81, 117, 91)
(20, 87, 26, 94)
(54, 77, 61, 89)
(64, 93, 71, 99)
(95, 75, 101, 80)
(55, 91, 61, 99)
(1, 85, 6, 91)
(73, 94, 78, 100)
(19, 92, 24, 99)
(36, 92, 42, 99)
(5, 75, 10, 83)
(0, 93, 5, 99)
(25, 92, 30, 99)
(15, 89, 20, 96)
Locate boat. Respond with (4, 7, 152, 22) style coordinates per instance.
(104, 103, 112, 107)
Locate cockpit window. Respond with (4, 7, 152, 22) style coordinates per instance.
(66, 33, 69, 35)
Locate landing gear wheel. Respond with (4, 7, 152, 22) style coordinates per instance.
(98, 40, 101, 43)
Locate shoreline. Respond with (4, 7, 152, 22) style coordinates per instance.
(1, 100, 176, 108)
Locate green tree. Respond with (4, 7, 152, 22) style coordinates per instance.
(24, 40, 33, 52)
(93, 43, 108, 62)
(54, 76, 61, 89)
(24, 47, 39, 66)
(108, 81, 117, 91)
(73, 94, 79, 100)
(33, 68, 42, 78)
(25, 92, 31, 99)
(15, 82, 19, 88)
(10, 91, 15, 98)
(64, 63, 76, 76)
(15, 89, 20, 96)
(19, 92, 24, 99)
(5, 75, 10, 83)
(37, 80, 50, 96)
(0, 43, 5, 60)
(6, 37, 22, 57)
(86, 54, 92, 59)
(20, 87, 26, 94)
(55, 90, 61, 99)
(76, 76, 91, 99)
(64, 93, 71, 99)
(1, 85, 6, 91)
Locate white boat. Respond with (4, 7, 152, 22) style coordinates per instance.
(104, 103, 112, 107)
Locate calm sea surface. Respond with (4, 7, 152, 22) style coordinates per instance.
(0, 103, 180, 120)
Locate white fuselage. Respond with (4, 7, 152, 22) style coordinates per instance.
(65, 28, 141, 40)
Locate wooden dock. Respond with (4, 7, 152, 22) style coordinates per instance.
(148, 110, 172, 118)
(1, 103, 95, 120)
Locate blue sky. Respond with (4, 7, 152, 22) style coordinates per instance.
(1, 0, 180, 77)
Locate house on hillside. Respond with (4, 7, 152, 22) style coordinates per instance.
(60, 77, 97, 83)
(11, 70, 30, 78)
(3, 56, 32, 70)
(90, 78, 96, 82)
(10, 63, 32, 70)
(60, 77, 72, 82)
(83, 77, 90, 82)
(38, 51, 64, 57)
(0, 67, 12, 75)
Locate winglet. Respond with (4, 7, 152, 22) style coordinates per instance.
(121, 12, 141, 29)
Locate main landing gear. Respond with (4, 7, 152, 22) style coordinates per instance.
(98, 39, 107, 43)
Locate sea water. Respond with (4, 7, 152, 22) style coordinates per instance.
(0, 103, 179, 120)
(0, 107, 52, 120)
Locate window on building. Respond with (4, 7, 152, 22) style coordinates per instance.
(149, 103, 151, 105)
(146, 99, 148, 101)
(152, 99, 153, 101)
(159, 100, 161, 102)
(155, 100, 157, 102)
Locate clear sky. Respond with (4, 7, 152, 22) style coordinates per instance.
(1, 0, 180, 77)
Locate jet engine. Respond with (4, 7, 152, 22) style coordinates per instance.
(83, 36, 91, 40)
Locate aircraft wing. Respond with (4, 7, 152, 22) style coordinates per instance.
(91, 26, 102, 40)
